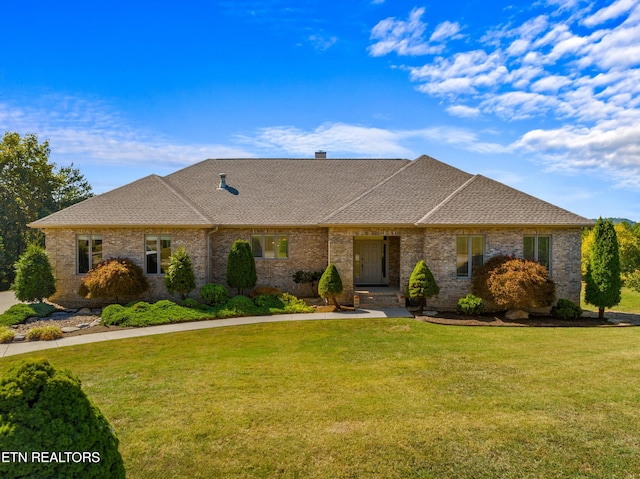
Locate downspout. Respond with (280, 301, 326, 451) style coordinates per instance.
(206, 227, 219, 283)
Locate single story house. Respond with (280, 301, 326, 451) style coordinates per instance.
(29, 153, 593, 309)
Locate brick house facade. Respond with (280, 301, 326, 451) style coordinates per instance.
(31, 155, 592, 309)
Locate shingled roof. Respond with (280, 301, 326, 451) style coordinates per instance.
(29, 155, 592, 228)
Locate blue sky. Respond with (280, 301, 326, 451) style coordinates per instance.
(1, 0, 639, 220)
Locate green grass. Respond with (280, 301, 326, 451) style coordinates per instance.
(581, 286, 640, 314)
(2, 319, 640, 478)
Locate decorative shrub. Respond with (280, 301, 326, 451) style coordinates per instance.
(11, 244, 56, 303)
(181, 298, 202, 309)
(279, 293, 314, 313)
(226, 295, 258, 313)
(201, 283, 228, 305)
(552, 299, 583, 320)
(164, 246, 196, 300)
(253, 294, 285, 309)
(26, 325, 63, 341)
(0, 327, 15, 343)
(226, 240, 257, 295)
(471, 255, 513, 301)
(486, 258, 556, 311)
(0, 302, 57, 327)
(0, 359, 125, 478)
(292, 270, 324, 297)
(318, 264, 343, 310)
(456, 294, 485, 315)
(408, 260, 439, 314)
(249, 286, 282, 298)
(102, 300, 208, 327)
(79, 257, 149, 303)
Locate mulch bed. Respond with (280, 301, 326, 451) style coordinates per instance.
(417, 311, 614, 327)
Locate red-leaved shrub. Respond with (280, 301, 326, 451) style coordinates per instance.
(486, 258, 556, 310)
(78, 258, 149, 302)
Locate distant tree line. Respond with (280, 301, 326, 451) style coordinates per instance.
(0, 131, 93, 289)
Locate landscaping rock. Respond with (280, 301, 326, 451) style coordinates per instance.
(89, 319, 101, 327)
(13, 333, 25, 342)
(61, 326, 81, 333)
(25, 317, 39, 324)
(77, 308, 93, 316)
(506, 309, 529, 320)
(52, 311, 70, 318)
(77, 323, 91, 329)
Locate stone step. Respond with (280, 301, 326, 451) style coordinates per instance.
(356, 293, 403, 308)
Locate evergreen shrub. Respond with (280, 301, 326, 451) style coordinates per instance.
(0, 303, 57, 327)
(551, 299, 583, 320)
(408, 260, 439, 314)
(164, 247, 196, 300)
(318, 264, 343, 310)
(0, 359, 125, 478)
(585, 218, 622, 318)
(456, 294, 485, 315)
(226, 240, 257, 295)
(201, 283, 228, 305)
(11, 244, 56, 303)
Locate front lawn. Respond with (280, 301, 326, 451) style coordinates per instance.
(2, 319, 640, 478)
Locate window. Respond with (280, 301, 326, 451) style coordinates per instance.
(251, 234, 288, 259)
(146, 235, 171, 274)
(524, 235, 551, 270)
(456, 235, 484, 277)
(77, 235, 102, 274)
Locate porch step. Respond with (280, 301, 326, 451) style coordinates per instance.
(354, 290, 404, 309)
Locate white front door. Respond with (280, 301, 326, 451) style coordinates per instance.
(359, 241, 383, 284)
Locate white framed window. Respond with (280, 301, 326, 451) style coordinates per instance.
(524, 235, 551, 271)
(456, 235, 484, 278)
(251, 234, 288, 259)
(77, 235, 102, 274)
(145, 235, 171, 274)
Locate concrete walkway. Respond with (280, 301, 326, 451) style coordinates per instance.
(0, 291, 20, 314)
(0, 307, 413, 358)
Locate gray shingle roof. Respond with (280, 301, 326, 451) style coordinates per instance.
(29, 155, 593, 228)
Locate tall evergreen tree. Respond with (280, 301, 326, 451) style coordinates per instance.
(408, 260, 439, 314)
(226, 240, 257, 295)
(585, 217, 622, 319)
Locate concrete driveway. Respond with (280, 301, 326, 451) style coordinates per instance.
(0, 291, 20, 314)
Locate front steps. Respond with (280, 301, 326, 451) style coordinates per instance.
(354, 287, 404, 309)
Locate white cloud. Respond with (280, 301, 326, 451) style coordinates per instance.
(370, 2, 640, 189)
(368, 7, 460, 56)
(0, 97, 254, 168)
(446, 105, 481, 118)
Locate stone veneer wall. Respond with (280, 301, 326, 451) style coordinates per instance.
(43, 227, 209, 307)
(209, 227, 329, 297)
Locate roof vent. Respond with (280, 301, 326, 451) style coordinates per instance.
(218, 173, 227, 189)
(315, 151, 327, 159)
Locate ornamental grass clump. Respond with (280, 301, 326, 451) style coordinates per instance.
(25, 325, 63, 341)
(0, 359, 125, 478)
(78, 257, 149, 303)
(0, 327, 15, 343)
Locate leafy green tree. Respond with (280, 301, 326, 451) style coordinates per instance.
(11, 244, 56, 303)
(585, 218, 622, 319)
(164, 247, 196, 300)
(226, 240, 257, 295)
(408, 260, 440, 314)
(0, 132, 93, 289)
(614, 222, 640, 277)
(318, 263, 343, 310)
(0, 359, 125, 478)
